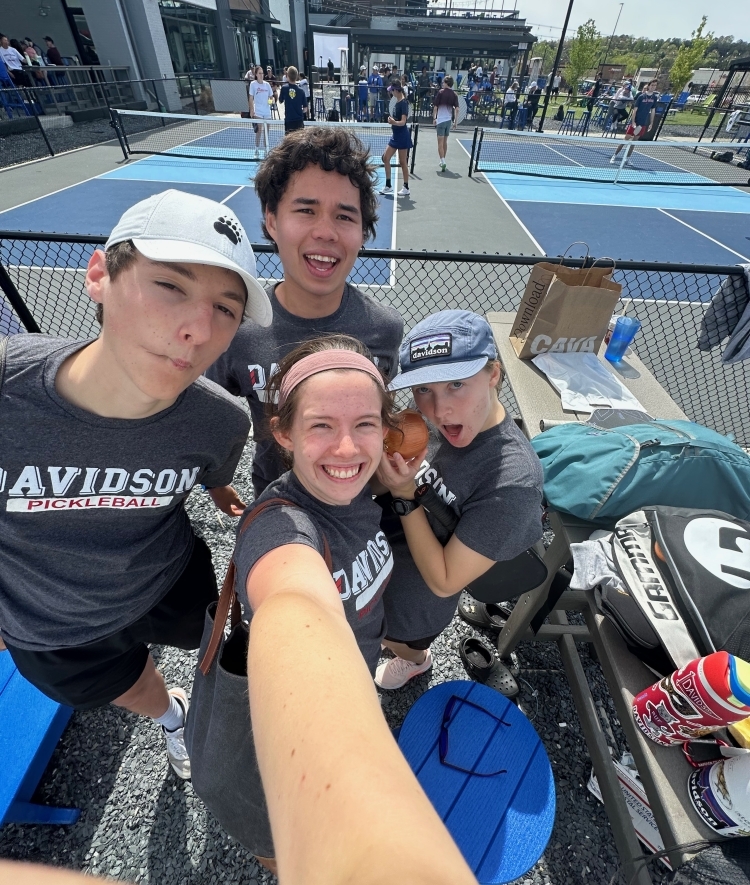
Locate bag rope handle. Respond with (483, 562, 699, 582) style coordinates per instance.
(199, 496, 333, 675)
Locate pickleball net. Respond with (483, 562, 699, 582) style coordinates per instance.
(469, 128, 750, 186)
(111, 109, 415, 166)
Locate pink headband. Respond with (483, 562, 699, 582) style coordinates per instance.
(278, 350, 385, 408)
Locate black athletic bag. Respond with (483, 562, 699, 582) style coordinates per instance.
(595, 506, 750, 676)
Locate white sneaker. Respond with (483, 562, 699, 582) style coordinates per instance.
(375, 650, 432, 690)
(609, 155, 618, 164)
(162, 687, 191, 780)
(623, 159, 632, 167)
(440, 161, 446, 172)
(380, 184, 393, 195)
(397, 186, 411, 197)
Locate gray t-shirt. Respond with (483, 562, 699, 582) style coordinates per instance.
(0, 335, 250, 651)
(234, 471, 392, 674)
(206, 283, 403, 495)
(382, 412, 544, 642)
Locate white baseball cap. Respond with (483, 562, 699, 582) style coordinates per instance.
(105, 189, 272, 326)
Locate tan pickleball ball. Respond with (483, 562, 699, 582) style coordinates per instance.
(384, 409, 429, 460)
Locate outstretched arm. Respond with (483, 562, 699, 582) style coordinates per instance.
(247, 545, 477, 885)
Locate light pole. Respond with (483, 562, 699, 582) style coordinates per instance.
(536, 0, 575, 132)
(601, 2, 624, 70)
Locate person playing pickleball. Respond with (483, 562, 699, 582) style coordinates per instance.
(610, 78, 658, 167)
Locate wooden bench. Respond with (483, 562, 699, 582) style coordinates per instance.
(0, 650, 80, 827)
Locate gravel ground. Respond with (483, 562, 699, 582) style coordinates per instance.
(0, 116, 169, 170)
(0, 426, 670, 885)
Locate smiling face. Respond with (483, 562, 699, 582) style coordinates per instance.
(412, 363, 504, 447)
(273, 370, 387, 506)
(87, 248, 244, 405)
(265, 164, 365, 315)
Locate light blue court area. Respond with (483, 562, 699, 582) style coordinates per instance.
(457, 138, 750, 267)
(0, 154, 396, 284)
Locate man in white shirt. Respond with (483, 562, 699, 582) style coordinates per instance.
(551, 74, 562, 97)
(432, 76, 460, 172)
(0, 34, 28, 87)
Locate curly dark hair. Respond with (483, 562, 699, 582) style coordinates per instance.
(254, 126, 379, 244)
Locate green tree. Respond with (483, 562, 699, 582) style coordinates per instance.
(565, 20, 602, 98)
(670, 17, 714, 92)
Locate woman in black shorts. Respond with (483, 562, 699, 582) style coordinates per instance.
(380, 82, 412, 197)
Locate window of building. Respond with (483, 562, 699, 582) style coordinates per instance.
(159, 1, 222, 76)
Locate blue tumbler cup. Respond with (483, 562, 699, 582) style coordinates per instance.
(605, 316, 641, 362)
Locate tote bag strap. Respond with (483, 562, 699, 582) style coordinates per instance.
(199, 496, 332, 675)
(0, 336, 8, 398)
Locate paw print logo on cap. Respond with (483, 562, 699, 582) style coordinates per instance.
(214, 216, 243, 245)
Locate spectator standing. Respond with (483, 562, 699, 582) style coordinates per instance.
(587, 72, 603, 112)
(357, 70, 369, 119)
(248, 64, 274, 157)
(611, 78, 659, 165)
(525, 80, 541, 128)
(417, 65, 431, 101)
(327, 58, 334, 82)
(433, 75, 459, 172)
(43, 35, 63, 66)
(503, 80, 519, 128)
(278, 65, 307, 133)
(367, 65, 383, 120)
(0, 35, 29, 86)
(551, 73, 561, 97)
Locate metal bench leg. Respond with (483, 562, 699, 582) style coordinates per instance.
(496, 514, 570, 657)
(552, 610, 653, 885)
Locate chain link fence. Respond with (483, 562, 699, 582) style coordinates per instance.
(1, 233, 747, 448)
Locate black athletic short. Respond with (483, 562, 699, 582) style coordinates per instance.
(5, 536, 218, 711)
(384, 631, 441, 652)
(284, 119, 304, 132)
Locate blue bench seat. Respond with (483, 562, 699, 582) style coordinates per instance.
(0, 650, 80, 827)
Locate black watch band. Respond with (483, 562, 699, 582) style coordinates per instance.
(391, 497, 420, 517)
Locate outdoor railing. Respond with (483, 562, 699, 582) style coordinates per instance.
(1, 233, 746, 449)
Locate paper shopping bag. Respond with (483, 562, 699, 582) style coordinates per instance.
(510, 262, 622, 359)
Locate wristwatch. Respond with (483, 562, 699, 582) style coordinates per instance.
(390, 496, 420, 517)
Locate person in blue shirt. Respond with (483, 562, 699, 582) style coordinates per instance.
(611, 79, 658, 166)
(278, 65, 307, 133)
(367, 66, 383, 120)
(380, 82, 412, 198)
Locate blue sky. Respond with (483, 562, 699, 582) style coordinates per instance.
(448, 1, 749, 43)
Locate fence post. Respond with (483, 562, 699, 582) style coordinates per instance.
(22, 87, 55, 158)
(0, 262, 42, 333)
(653, 96, 673, 141)
(187, 73, 199, 115)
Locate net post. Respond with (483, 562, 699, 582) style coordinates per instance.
(109, 108, 128, 160)
(410, 123, 419, 174)
(23, 87, 55, 158)
(475, 127, 485, 176)
(469, 126, 479, 177)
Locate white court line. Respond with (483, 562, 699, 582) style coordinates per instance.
(497, 196, 750, 212)
(541, 143, 585, 167)
(220, 185, 245, 204)
(657, 208, 750, 262)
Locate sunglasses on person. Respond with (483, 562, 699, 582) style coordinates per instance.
(438, 694, 511, 777)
